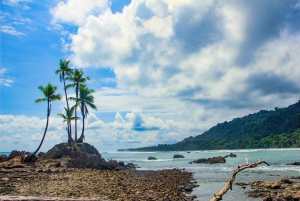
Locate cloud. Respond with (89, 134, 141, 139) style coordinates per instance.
(0, 115, 67, 152)
(2, 0, 31, 6)
(0, 25, 24, 37)
(50, 0, 109, 26)
(60, 0, 300, 111)
(45, 0, 300, 150)
(0, 68, 14, 86)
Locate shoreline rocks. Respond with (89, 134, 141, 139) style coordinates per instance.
(173, 154, 185, 158)
(0, 166, 197, 201)
(286, 161, 300, 165)
(224, 153, 237, 158)
(189, 156, 226, 164)
(148, 156, 157, 160)
(247, 177, 300, 200)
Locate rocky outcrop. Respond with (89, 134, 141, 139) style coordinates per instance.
(247, 177, 300, 200)
(2, 143, 137, 171)
(286, 162, 300, 165)
(0, 155, 8, 163)
(148, 156, 158, 160)
(39, 143, 135, 171)
(173, 154, 185, 158)
(224, 153, 237, 158)
(189, 156, 226, 164)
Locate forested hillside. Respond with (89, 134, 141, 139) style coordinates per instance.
(120, 101, 300, 151)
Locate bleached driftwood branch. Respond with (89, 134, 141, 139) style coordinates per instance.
(210, 155, 270, 201)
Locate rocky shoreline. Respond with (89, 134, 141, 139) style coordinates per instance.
(0, 143, 199, 201)
(1, 143, 299, 201)
(0, 166, 198, 201)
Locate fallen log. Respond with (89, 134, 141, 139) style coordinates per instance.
(210, 154, 270, 201)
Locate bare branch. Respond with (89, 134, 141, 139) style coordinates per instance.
(244, 154, 249, 164)
(210, 159, 270, 201)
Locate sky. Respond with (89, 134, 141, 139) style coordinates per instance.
(1, 0, 300, 152)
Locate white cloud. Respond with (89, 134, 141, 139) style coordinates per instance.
(60, 0, 300, 108)
(0, 26, 24, 37)
(3, 0, 31, 6)
(0, 68, 14, 86)
(50, 0, 109, 26)
(27, 0, 300, 151)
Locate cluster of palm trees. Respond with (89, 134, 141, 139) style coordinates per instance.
(32, 59, 97, 156)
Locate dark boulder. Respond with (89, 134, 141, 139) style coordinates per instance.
(224, 153, 237, 158)
(44, 142, 102, 159)
(126, 163, 141, 169)
(173, 154, 185, 158)
(190, 156, 226, 164)
(286, 162, 300, 165)
(0, 155, 8, 162)
(41, 143, 134, 171)
(148, 156, 157, 160)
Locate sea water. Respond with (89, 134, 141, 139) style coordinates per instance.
(1, 149, 299, 200)
(101, 149, 300, 201)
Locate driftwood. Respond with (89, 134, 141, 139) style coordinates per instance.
(210, 154, 270, 201)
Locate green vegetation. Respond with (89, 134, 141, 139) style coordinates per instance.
(67, 68, 91, 140)
(33, 83, 61, 155)
(55, 59, 74, 142)
(120, 101, 300, 151)
(33, 59, 96, 155)
(69, 85, 97, 143)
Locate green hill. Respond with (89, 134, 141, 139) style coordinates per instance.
(120, 101, 300, 151)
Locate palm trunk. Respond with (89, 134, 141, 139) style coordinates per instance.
(32, 100, 50, 155)
(68, 121, 73, 144)
(63, 77, 72, 142)
(76, 113, 85, 143)
(74, 84, 79, 140)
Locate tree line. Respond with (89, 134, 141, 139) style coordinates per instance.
(32, 59, 97, 156)
(120, 100, 300, 151)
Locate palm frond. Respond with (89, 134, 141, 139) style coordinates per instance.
(35, 98, 47, 103)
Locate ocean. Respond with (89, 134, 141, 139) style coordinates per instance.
(102, 149, 300, 200)
(1, 149, 300, 200)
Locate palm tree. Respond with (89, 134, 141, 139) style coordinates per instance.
(32, 83, 61, 155)
(55, 59, 73, 142)
(57, 106, 78, 143)
(70, 85, 96, 143)
(67, 69, 90, 140)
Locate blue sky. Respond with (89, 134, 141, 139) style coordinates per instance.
(1, 0, 300, 152)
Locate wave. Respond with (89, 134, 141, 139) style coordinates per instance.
(106, 151, 157, 154)
(105, 158, 173, 162)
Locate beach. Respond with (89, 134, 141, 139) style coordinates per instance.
(1, 148, 300, 201)
(0, 166, 197, 201)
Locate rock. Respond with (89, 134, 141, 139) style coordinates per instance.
(126, 163, 141, 169)
(40, 143, 135, 171)
(235, 182, 248, 188)
(44, 142, 101, 159)
(279, 178, 292, 184)
(271, 182, 281, 189)
(286, 161, 300, 165)
(1, 177, 9, 181)
(224, 153, 237, 158)
(0, 154, 8, 162)
(173, 154, 185, 158)
(0, 167, 196, 201)
(190, 156, 226, 164)
(248, 177, 300, 200)
(23, 154, 38, 162)
(37, 152, 46, 157)
(148, 156, 158, 160)
(9, 150, 31, 160)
